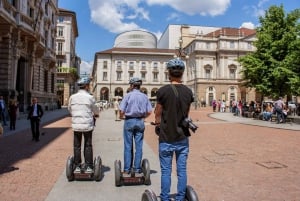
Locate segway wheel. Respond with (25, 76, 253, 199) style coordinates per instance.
(114, 160, 122, 187)
(185, 185, 199, 201)
(142, 158, 151, 185)
(93, 156, 102, 181)
(66, 156, 74, 181)
(141, 189, 158, 201)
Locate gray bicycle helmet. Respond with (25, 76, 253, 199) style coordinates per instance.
(166, 58, 185, 77)
(129, 77, 142, 85)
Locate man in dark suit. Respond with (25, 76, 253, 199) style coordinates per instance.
(27, 97, 44, 141)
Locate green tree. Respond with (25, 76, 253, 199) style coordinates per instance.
(238, 5, 300, 99)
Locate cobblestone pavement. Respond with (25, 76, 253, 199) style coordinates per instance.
(0, 107, 300, 201)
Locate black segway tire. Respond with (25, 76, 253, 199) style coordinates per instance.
(66, 156, 74, 181)
(185, 185, 199, 201)
(141, 189, 158, 201)
(94, 156, 102, 181)
(114, 160, 122, 186)
(141, 158, 151, 185)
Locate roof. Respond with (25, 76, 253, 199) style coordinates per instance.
(96, 47, 176, 55)
(204, 27, 256, 38)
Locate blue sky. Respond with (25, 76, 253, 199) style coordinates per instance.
(58, 0, 299, 74)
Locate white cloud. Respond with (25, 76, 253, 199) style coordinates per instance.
(166, 12, 181, 21)
(243, 0, 269, 19)
(240, 22, 255, 29)
(88, 0, 232, 34)
(146, 0, 231, 16)
(80, 60, 93, 75)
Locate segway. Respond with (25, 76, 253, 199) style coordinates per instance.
(114, 158, 151, 186)
(141, 185, 199, 201)
(66, 155, 102, 182)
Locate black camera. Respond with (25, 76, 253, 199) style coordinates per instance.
(181, 117, 198, 133)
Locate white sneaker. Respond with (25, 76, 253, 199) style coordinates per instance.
(85, 166, 93, 173)
(74, 166, 81, 173)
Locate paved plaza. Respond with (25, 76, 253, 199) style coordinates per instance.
(0, 107, 300, 201)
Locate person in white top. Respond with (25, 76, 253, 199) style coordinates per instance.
(113, 98, 121, 121)
(68, 77, 100, 173)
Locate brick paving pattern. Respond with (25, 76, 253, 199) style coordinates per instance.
(0, 107, 300, 201)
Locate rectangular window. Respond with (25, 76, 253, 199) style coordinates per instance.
(117, 72, 122, 81)
(164, 72, 168, 81)
(129, 72, 134, 79)
(103, 72, 107, 81)
(247, 42, 252, 49)
(206, 42, 210, 49)
(51, 73, 54, 93)
(141, 72, 146, 80)
(58, 27, 64, 37)
(117, 61, 122, 67)
(44, 70, 48, 92)
(129, 61, 134, 70)
(103, 61, 108, 69)
(58, 16, 64, 22)
(230, 41, 235, 49)
(153, 72, 158, 81)
(57, 42, 63, 54)
(57, 60, 62, 67)
(141, 62, 146, 68)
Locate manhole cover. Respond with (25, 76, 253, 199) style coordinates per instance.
(203, 155, 235, 163)
(107, 137, 121, 141)
(256, 161, 287, 169)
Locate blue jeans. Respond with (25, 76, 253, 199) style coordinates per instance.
(1, 110, 7, 125)
(159, 138, 189, 201)
(123, 118, 145, 173)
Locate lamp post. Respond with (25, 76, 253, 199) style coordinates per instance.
(176, 37, 198, 109)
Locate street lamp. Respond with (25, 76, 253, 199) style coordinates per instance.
(193, 66, 197, 109)
(175, 37, 198, 109)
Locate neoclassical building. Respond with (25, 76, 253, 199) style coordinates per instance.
(0, 0, 59, 112)
(56, 8, 80, 106)
(92, 26, 258, 106)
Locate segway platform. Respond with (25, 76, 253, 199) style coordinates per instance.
(114, 158, 151, 186)
(141, 185, 199, 201)
(66, 155, 102, 181)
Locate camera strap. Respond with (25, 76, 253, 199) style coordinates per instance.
(170, 84, 187, 117)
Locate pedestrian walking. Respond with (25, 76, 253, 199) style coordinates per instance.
(68, 77, 100, 173)
(27, 97, 44, 141)
(0, 95, 7, 126)
(274, 97, 285, 123)
(154, 58, 194, 201)
(113, 98, 121, 121)
(8, 99, 18, 130)
(119, 77, 152, 176)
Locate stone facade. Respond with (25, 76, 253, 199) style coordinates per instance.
(0, 0, 59, 112)
(56, 8, 80, 106)
(92, 26, 259, 107)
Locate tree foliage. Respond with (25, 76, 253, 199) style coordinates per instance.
(238, 5, 300, 99)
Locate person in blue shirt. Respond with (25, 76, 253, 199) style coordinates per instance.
(119, 77, 152, 176)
